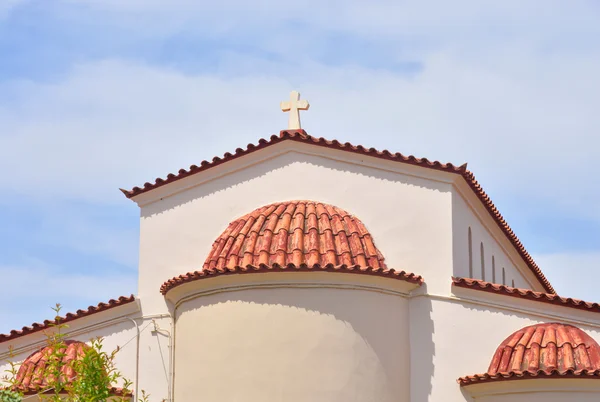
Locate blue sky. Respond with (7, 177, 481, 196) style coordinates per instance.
(1, 0, 599, 333)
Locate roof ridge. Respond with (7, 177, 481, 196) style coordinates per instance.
(121, 130, 466, 197)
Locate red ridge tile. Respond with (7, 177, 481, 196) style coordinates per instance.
(121, 129, 554, 294)
(0, 295, 136, 344)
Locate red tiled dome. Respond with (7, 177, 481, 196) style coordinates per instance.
(204, 201, 386, 270)
(160, 200, 425, 295)
(15, 340, 87, 391)
(459, 323, 600, 385)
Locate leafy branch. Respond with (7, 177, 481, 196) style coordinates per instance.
(1, 304, 150, 402)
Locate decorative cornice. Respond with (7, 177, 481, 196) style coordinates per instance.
(160, 263, 423, 295)
(459, 369, 600, 386)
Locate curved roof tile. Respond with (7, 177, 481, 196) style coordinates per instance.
(204, 201, 386, 270)
(122, 129, 554, 294)
(15, 340, 87, 391)
(12, 340, 129, 396)
(459, 322, 600, 385)
(160, 200, 423, 295)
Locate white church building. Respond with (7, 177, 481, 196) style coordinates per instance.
(3, 92, 600, 401)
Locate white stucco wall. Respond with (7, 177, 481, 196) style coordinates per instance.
(415, 293, 600, 402)
(451, 187, 541, 290)
(0, 308, 172, 402)
(136, 142, 455, 315)
(5, 137, 597, 402)
(174, 284, 410, 402)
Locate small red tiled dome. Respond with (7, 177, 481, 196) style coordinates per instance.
(204, 200, 386, 270)
(488, 323, 600, 374)
(459, 323, 600, 385)
(14, 340, 87, 391)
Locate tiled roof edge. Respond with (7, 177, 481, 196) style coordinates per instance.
(459, 171, 554, 294)
(120, 130, 467, 199)
(0, 295, 136, 344)
(458, 369, 600, 386)
(160, 263, 424, 295)
(15, 386, 130, 396)
(452, 277, 596, 313)
(120, 129, 554, 294)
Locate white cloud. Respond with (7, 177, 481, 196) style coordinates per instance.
(0, 0, 598, 330)
(58, 1, 600, 41)
(2, 1, 598, 214)
(0, 44, 599, 218)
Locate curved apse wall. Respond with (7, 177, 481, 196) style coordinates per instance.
(173, 285, 410, 402)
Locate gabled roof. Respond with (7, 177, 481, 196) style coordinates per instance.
(121, 129, 467, 198)
(121, 129, 555, 294)
(0, 295, 136, 344)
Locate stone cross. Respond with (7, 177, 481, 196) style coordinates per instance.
(280, 90, 310, 130)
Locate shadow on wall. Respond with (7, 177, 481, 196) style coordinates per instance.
(174, 286, 430, 401)
(409, 288, 436, 401)
(453, 299, 588, 401)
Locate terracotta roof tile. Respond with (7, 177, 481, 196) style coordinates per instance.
(206, 201, 385, 270)
(0, 295, 136, 344)
(160, 200, 423, 295)
(14, 340, 87, 390)
(452, 277, 600, 314)
(160, 263, 423, 295)
(10, 340, 130, 396)
(458, 369, 600, 385)
(458, 323, 600, 386)
(121, 129, 554, 294)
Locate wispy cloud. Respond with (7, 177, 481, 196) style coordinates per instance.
(1, 50, 598, 213)
(0, 0, 599, 321)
